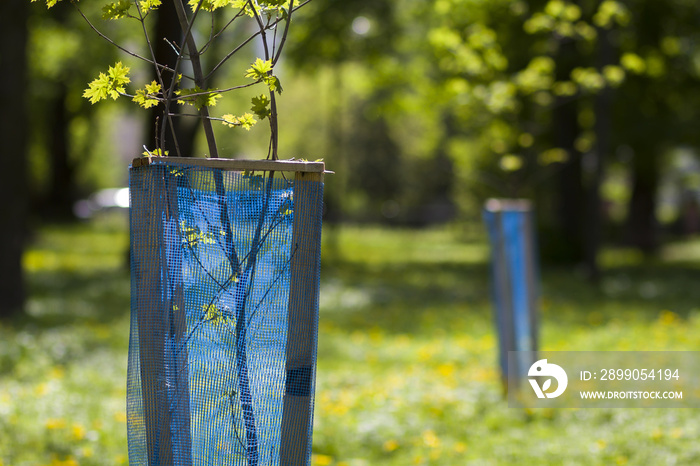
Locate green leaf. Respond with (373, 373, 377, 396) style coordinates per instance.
(188, 0, 213, 11)
(221, 113, 257, 131)
(138, 0, 162, 12)
(593, 0, 630, 28)
(620, 53, 646, 74)
(83, 62, 131, 104)
(499, 154, 523, 171)
(203, 304, 227, 325)
(602, 65, 625, 87)
(133, 80, 162, 109)
(142, 148, 168, 157)
(297, 158, 324, 162)
(144, 80, 161, 95)
(250, 95, 271, 120)
(571, 67, 605, 92)
(245, 58, 282, 92)
(211, 0, 234, 8)
(175, 87, 223, 109)
(187, 0, 235, 12)
(259, 0, 287, 7)
(265, 75, 282, 93)
(102, 0, 134, 20)
(243, 171, 265, 188)
(245, 58, 273, 81)
(31, 0, 64, 8)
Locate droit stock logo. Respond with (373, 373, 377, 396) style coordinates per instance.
(528, 359, 568, 399)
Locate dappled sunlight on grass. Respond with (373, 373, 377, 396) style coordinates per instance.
(322, 225, 489, 266)
(661, 235, 700, 265)
(1, 213, 129, 465)
(314, 226, 700, 465)
(23, 213, 129, 274)
(5, 220, 700, 464)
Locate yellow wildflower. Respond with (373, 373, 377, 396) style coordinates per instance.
(45, 418, 67, 430)
(383, 439, 400, 452)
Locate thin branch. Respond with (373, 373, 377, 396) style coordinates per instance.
(168, 114, 245, 123)
(175, 81, 260, 101)
(73, 4, 176, 75)
(135, 2, 182, 156)
(249, 0, 279, 160)
(271, 13, 279, 60)
(198, 4, 218, 57)
(172, 0, 218, 158)
(200, 8, 247, 55)
(205, 0, 312, 80)
(164, 37, 182, 56)
(268, 93, 279, 160)
(273, 0, 294, 65)
(249, 2, 272, 60)
(205, 27, 260, 82)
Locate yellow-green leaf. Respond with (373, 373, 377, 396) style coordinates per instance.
(250, 94, 271, 120)
(221, 113, 257, 131)
(245, 58, 273, 81)
(102, 0, 133, 20)
(133, 81, 162, 109)
(83, 62, 131, 104)
(175, 87, 223, 109)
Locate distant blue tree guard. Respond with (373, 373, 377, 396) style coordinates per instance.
(128, 157, 324, 465)
(483, 199, 539, 391)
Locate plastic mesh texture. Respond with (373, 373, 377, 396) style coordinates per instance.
(128, 159, 323, 466)
(483, 203, 538, 383)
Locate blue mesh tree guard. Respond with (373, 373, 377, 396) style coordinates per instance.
(483, 199, 539, 390)
(128, 157, 324, 465)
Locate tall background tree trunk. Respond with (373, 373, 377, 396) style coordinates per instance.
(45, 84, 76, 219)
(0, 0, 29, 317)
(148, 0, 198, 157)
(585, 27, 614, 281)
(626, 146, 660, 253)
(622, 2, 664, 255)
(539, 37, 585, 265)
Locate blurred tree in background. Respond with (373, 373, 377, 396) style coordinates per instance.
(29, 1, 106, 219)
(4, 0, 700, 316)
(288, 0, 700, 276)
(0, 0, 30, 317)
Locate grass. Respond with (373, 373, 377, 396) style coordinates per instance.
(1, 213, 130, 466)
(2, 215, 700, 464)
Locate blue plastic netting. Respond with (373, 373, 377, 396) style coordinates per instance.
(128, 159, 323, 466)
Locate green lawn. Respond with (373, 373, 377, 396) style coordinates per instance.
(2, 216, 700, 465)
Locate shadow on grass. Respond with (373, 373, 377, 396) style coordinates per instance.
(24, 268, 131, 329)
(542, 263, 700, 323)
(320, 258, 493, 336)
(322, 251, 700, 337)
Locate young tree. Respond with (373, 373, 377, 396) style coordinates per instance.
(34, 0, 306, 161)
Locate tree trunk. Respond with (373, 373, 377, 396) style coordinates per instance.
(541, 100, 584, 263)
(538, 37, 586, 265)
(626, 147, 660, 253)
(148, 0, 198, 157)
(44, 84, 77, 219)
(585, 27, 614, 281)
(554, 115, 585, 264)
(0, 0, 29, 317)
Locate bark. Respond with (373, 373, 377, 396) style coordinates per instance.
(44, 84, 77, 219)
(534, 29, 588, 265)
(585, 27, 614, 281)
(626, 147, 660, 253)
(148, 0, 198, 157)
(172, 0, 218, 158)
(0, 0, 29, 317)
